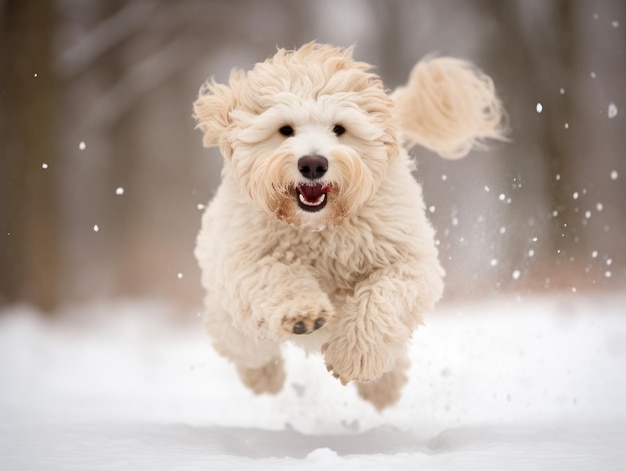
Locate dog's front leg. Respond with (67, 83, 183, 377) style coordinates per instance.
(223, 257, 335, 340)
(323, 260, 443, 384)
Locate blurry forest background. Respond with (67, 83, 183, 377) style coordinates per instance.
(1, 0, 624, 313)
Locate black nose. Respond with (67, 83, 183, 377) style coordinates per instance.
(298, 155, 328, 180)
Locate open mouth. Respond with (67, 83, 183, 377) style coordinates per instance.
(296, 183, 332, 212)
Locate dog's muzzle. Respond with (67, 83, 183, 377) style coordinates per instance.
(296, 155, 331, 212)
(296, 182, 332, 212)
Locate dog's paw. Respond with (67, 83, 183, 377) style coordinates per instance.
(261, 296, 335, 338)
(280, 302, 335, 337)
(323, 336, 394, 385)
(281, 306, 334, 336)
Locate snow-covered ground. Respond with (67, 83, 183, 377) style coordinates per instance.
(1, 294, 625, 470)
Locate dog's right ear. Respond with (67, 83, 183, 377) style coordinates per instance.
(193, 69, 245, 157)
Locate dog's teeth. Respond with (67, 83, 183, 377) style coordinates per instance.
(298, 193, 326, 207)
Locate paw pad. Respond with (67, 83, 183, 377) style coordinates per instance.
(292, 317, 326, 335)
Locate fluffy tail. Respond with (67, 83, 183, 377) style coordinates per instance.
(392, 56, 508, 159)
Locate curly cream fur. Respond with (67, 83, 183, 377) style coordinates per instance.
(393, 56, 508, 159)
(193, 42, 505, 410)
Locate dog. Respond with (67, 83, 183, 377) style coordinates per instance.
(193, 42, 506, 410)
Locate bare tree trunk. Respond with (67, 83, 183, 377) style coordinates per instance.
(0, 0, 60, 311)
(480, 0, 583, 290)
(541, 1, 581, 276)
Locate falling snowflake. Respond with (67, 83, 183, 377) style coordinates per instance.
(608, 103, 618, 119)
(610, 170, 619, 180)
(79, 141, 86, 151)
(93, 224, 99, 232)
(115, 187, 124, 195)
(42, 163, 48, 169)
(536, 103, 543, 113)
(512, 270, 521, 280)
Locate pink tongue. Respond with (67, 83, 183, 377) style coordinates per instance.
(298, 183, 324, 202)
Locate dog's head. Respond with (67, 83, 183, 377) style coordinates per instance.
(194, 42, 399, 230)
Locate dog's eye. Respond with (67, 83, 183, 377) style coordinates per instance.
(279, 125, 295, 137)
(333, 124, 346, 136)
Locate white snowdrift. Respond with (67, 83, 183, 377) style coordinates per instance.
(0, 294, 625, 470)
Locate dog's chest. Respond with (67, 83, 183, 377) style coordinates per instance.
(272, 221, 398, 292)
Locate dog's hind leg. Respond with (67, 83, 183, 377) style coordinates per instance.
(356, 353, 410, 411)
(235, 356, 285, 395)
(204, 307, 285, 395)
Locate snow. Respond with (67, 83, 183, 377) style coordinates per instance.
(608, 103, 618, 119)
(1, 295, 625, 470)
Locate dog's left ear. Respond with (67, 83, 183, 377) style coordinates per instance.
(193, 69, 245, 157)
(392, 57, 508, 159)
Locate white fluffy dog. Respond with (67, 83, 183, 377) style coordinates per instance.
(193, 42, 506, 410)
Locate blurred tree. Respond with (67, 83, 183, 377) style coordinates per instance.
(517, 0, 581, 284)
(473, 0, 587, 290)
(0, 0, 60, 311)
